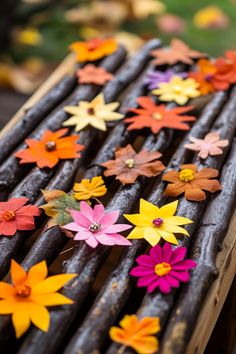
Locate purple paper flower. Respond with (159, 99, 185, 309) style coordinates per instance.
(63, 201, 132, 248)
(130, 243, 196, 294)
(145, 69, 187, 90)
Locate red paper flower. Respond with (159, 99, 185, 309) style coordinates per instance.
(76, 64, 113, 85)
(189, 59, 217, 94)
(212, 51, 236, 90)
(0, 198, 40, 236)
(125, 96, 196, 134)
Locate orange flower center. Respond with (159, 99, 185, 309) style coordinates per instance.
(15, 284, 31, 298)
(3, 210, 16, 221)
(45, 141, 56, 152)
(152, 112, 162, 120)
(87, 107, 95, 115)
(155, 262, 171, 276)
(124, 158, 135, 168)
(179, 168, 195, 182)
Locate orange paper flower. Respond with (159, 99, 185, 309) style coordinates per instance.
(0, 260, 76, 338)
(101, 144, 165, 184)
(213, 51, 236, 90)
(151, 38, 206, 66)
(189, 59, 217, 94)
(73, 176, 107, 200)
(76, 64, 113, 85)
(162, 164, 221, 201)
(125, 96, 196, 134)
(70, 38, 118, 62)
(110, 314, 160, 354)
(15, 128, 84, 169)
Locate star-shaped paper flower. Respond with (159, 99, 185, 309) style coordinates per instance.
(184, 132, 229, 159)
(0, 197, 40, 236)
(152, 76, 200, 105)
(73, 176, 107, 200)
(63, 201, 131, 248)
(162, 164, 221, 201)
(151, 38, 206, 66)
(189, 59, 217, 95)
(15, 128, 84, 169)
(76, 64, 113, 85)
(145, 69, 187, 90)
(101, 144, 165, 185)
(125, 96, 196, 134)
(130, 243, 197, 294)
(63, 93, 124, 131)
(69, 37, 118, 62)
(110, 314, 160, 354)
(0, 260, 76, 338)
(124, 199, 192, 246)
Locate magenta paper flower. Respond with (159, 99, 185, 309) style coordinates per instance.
(63, 201, 132, 248)
(184, 132, 229, 159)
(145, 69, 187, 90)
(130, 243, 196, 294)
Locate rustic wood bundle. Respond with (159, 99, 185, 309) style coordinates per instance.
(0, 39, 236, 354)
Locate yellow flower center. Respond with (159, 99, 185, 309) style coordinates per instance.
(124, 159, 135, 168)
(152, 112, 162, 120)
(45, 141, 56, 152)
(179, 168, 195, 182)
(87, 107, 95, 115)
(3, 210, 16, 221)
(155, 262, 171, 276)
(173, 85, 183, 93)
(15, 284, 31, 298)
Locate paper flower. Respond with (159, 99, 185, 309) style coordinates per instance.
(63, 93, 124, 131)
(130, 243, 197, 294)
(0, 260, 76, 338)
(73, 176, 107, 200)
(101, 144, 165, 185)
(40, 190, 80, 228)
(0, 197, 40, 236)
(162, 164, 221, 201)
(184, 132, 229, 159)
(63, 201, 131, 248)
(151, 38, 206, 66)
(109, 314, 160, 354)
(213, 51, 236, 90)
(152, 76, 200, 105)
(76, 64, 113, 85)
(126, 96, 196, 134)
(189, 59, 217, 95)
(124, 199, 192, 246)
(69, 37, 118, 62)
(145, 69, 187, 90)
(194, 6, 229, 29)
(15, 128, 84, 169)
(157, 14, 186, 34)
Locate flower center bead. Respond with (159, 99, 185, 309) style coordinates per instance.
(15, 284, 31, 298)
(152, 218, 163, 227)
(89, 222, 101, 233)
(3, 210, 16, 221)
(152, 112, 162, 120)
(45, 141, 56, 152)
(124, 159, 135, 168)
(155, 262, 171, 276)
(205, 73, 213, 81)
(179, 168, 195, 182)
(87, 107, 95, 115)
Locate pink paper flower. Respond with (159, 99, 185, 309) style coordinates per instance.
(130, 243, 196, 294)
(184, 132, 228, 159)
(63, 201, 132, 248)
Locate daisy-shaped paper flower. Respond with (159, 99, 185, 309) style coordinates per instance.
(110, 314, 160, 354)
(184, 132, 229, 159)
(130, 243, 197, 294)
(151, 38, 206, 66)
(145, 69, 187, 90)
(63, 93, 124, 131)
(15, 128, 84, 169)
(189, 59, 217, 95)
(101, 144, 165, 185)
(76, 64, 113, 85)
(152, 76, 200, 105)
(0, 197, 40, 236)
(125, 96, 196, 134)
(162, 164, 221, 201)
(63, 201, 131, 248)
(0, 260, 76, 338)
(69, 37, 118, 62)
(73, 176, 107, 200)
(124, 199, 192, 246)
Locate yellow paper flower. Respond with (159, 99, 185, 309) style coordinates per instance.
(152, 76, 200, 105)
(124, 199, 193, 246)
(73, 176, 107, 200)
(0, 260, 76, 338)
(63, 93, 124, 131)
(16, 27, 42, 46)
(194, 6, 229, 29)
